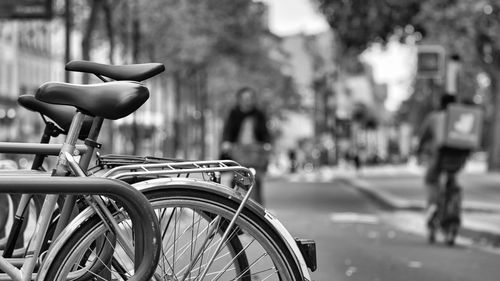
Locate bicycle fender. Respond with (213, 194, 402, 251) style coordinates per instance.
(132, 177, 266, 216)
(132, 177, 313, 281)
(263, 210, 313, 280)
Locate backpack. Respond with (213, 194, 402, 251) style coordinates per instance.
(433, 104, 483, 172)
(434, 104, 483, 151)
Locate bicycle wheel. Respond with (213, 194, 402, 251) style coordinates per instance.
(1, 194, 44, 256)
(43, 188, 303, 280)
(144, 188, 303, 280)
(41, 203, 137, 281)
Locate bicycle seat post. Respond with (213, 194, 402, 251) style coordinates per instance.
(53, 111, 85, 176)
(54, 116, 103, 237)
(79, 116, 104, 169)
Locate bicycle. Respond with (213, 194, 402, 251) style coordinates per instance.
(1, 60, 166, 257)
(66, 61, 317, 279)
(427, 172, 462, 246)
(2, 60, 317, 280)
(0, 80, 162, 281)
(425, 148, 467, 246)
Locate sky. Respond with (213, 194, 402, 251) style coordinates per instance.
(261, 0, 329, 36)
(362, 42, 416, 112)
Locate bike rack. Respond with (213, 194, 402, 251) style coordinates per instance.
(0, 142, 87, 156)
(0, 176, 161, 281)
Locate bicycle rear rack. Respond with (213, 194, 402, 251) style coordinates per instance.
(98, 157, 255, 189)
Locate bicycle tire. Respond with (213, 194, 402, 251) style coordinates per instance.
(40, 204, 135, 281)
(42, 188, 303, 280)
(143, 188, 303, 280)
(40, 199, 249, 281)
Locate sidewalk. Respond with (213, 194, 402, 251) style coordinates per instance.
(348, 169, 500, 247)
(342, 176, 500, 245)
(278, 162, 500, 247)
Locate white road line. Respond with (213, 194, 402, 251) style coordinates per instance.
(329, 212, 380, 224)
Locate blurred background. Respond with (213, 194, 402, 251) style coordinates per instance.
(3, 1, 500, 280)
(0, 0, 496, 172)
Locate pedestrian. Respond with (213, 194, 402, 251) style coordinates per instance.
(220, 86, 272, 205)
(351, 148, 362, 173)
(288, 148, 297, 174)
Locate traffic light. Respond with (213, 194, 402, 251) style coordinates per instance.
(417, 45, 445, 79)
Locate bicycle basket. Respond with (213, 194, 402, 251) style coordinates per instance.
(231, 144, 269, 170)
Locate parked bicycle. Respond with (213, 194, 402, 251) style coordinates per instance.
(0, 80, 162, 281)
(0, 60, 317, 280)
(427, 169, 461, 246)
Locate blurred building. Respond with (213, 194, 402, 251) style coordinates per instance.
(0, 21, 67, 146)
(336, 71, 390, 163)
(280, 30, 337, 165)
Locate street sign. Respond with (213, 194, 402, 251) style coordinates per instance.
(417, 45, 445, 79)
(0, 0, 52, 19)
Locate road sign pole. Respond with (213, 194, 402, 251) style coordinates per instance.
(64, 0, 71, 83)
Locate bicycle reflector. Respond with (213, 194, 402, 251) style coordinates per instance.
(295, 238, 317, 272)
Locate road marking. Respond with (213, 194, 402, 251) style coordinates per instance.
(330, 212, 380, 224)
(345, 266, 357, 276)
(408, 261, 422, 268)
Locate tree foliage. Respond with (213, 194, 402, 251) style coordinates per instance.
(136, 0, 267, 68)
(315, 0, 421, 55)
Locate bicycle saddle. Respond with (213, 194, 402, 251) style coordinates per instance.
(18, 95, 93, 139)
(35, 81, 150, 120)
(66, 60, 165, 81)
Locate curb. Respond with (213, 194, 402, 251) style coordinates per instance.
(337, 176, 500, 247)
(335, 177, 423, 211)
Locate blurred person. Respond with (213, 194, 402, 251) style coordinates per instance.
(348, 148, 362, 173)
(288, 148, 297, 173)
(416, 94, 470, 227)
(220, 87, 272, 205)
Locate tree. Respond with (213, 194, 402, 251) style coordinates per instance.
(315, 0, 422, 66)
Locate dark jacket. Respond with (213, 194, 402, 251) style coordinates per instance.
(222, 107, 271, 144)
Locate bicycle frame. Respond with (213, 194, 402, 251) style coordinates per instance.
(1, 115, 103, 257)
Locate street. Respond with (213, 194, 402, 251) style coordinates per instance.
(264, 174, 500, 281)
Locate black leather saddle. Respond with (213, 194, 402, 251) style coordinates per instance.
(35, 81, 149, 120)
(66, 60, 165, 81)
(18, 95, 93, 139)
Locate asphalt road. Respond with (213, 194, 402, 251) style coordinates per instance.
(264, 177, 500, 281)
(357, 173, 500, 209)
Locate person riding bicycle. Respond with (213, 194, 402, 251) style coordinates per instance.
(416, 94, 470, 233)
(220, 86, 272, 205)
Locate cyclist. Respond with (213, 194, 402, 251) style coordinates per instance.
(416, 94, 470, 238)
(220, 86, 272, 205)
